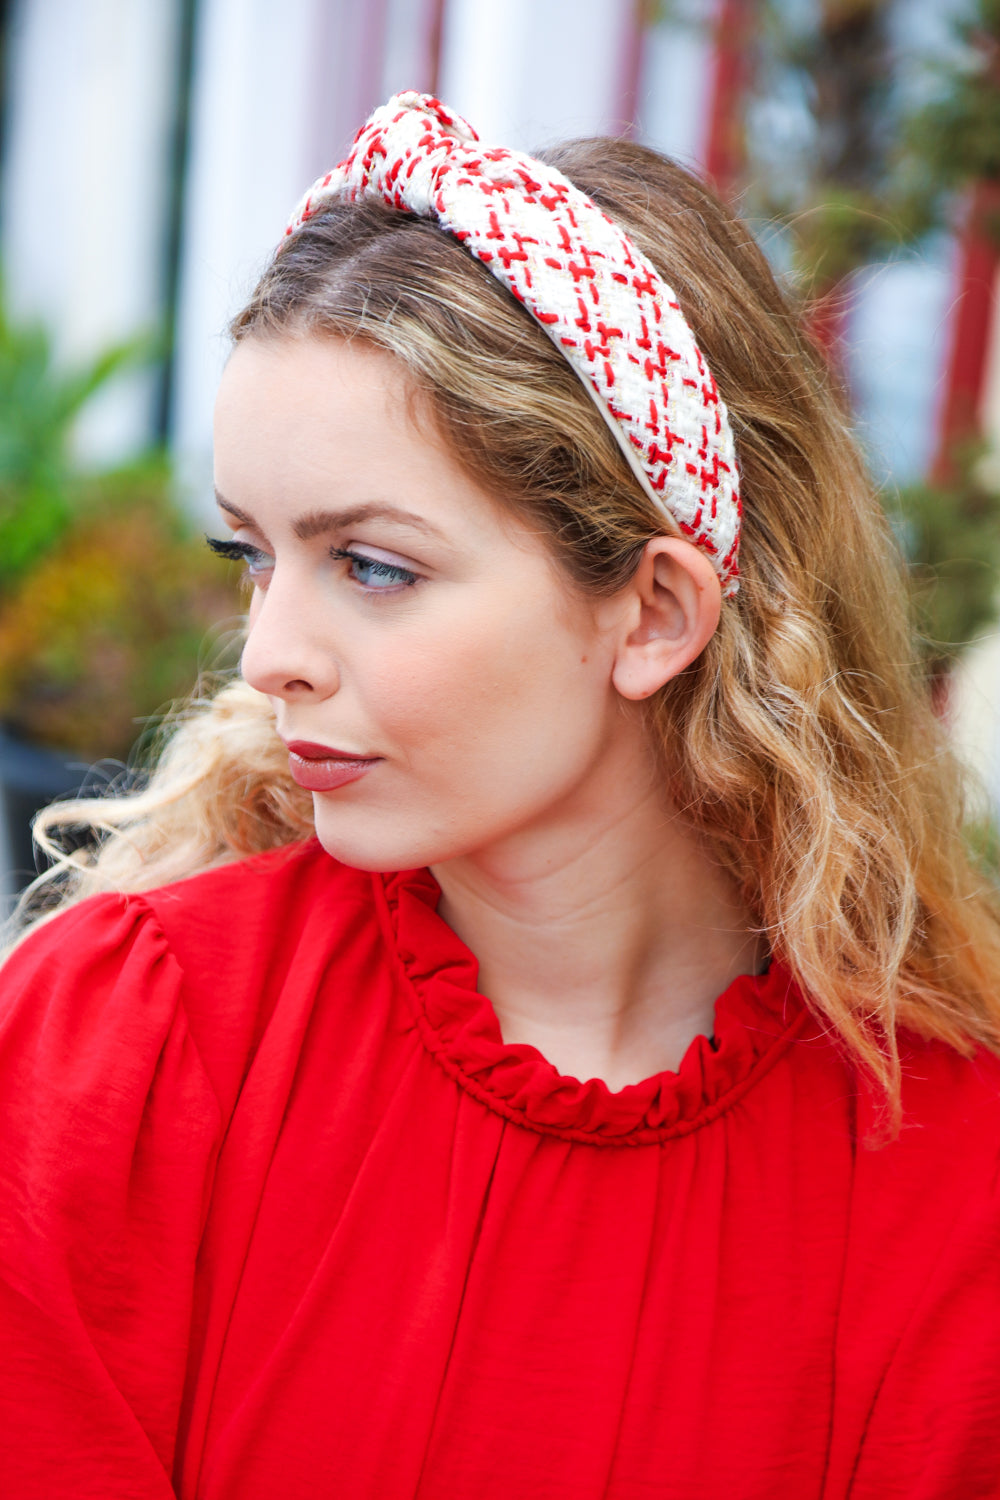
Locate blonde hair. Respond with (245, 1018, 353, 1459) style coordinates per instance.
(14, 139, 1000, 1128)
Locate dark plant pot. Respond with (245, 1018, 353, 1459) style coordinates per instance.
(0, 728, 88, 897)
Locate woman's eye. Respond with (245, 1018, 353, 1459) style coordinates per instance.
(205, 536, 274, 578)
(332, 548, 418, 591)
(205, 537, 417, 593)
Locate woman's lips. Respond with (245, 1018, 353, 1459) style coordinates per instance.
(285, 741, 380, 793)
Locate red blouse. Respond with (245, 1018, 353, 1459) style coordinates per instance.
(1, 839, 999, 1498)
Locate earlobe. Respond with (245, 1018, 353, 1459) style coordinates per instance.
(611, 538, 722, 700)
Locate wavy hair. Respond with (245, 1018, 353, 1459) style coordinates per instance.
(14, 139, 1000, 1128)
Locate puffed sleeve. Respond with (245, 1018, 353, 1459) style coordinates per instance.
(0, 894, 223, 1498)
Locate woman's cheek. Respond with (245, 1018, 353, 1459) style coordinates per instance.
(380, 627, 495, 715)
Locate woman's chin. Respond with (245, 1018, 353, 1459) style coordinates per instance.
(311, 803, 439, 874)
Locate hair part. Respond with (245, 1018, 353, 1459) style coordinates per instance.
(15, 139, 1000, 1134)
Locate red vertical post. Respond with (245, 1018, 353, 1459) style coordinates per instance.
(932, 180, 1000, 483)
(703, 0, 755, 194)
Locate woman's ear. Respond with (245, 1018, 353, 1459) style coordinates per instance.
(610, 537, 722, 700)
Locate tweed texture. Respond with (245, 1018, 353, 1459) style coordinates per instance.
(285, 92, 741, 595)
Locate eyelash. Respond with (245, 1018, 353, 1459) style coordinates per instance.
(205, 537, 419, 592)
(329, 547, 418, 591)
(205, 536, 271, 572)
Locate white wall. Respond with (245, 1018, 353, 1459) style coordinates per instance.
(170, 0, 439, 522)
(952, 630, 1000, 815)
(170, 0, 320, 518)
(1, 0, 180, 464)
(438, 0, 635, 150)
(847, 248, 956, 485)
(636, 8, 716, 168)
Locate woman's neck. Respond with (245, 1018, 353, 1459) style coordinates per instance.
(432, 740, 767, 1091)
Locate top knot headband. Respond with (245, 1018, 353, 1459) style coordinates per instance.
(285, 92, 741, 596)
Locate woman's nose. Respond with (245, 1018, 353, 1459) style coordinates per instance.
(240, 575, 341, 701)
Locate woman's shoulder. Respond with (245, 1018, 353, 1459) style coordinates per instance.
(836, 1029, 1000, 1296)
(138, 835, 375, 960)
(1, 839, 383, 1117)
(8, 836, 371, 968)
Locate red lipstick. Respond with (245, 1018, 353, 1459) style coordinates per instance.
(285, 741, 380, 793)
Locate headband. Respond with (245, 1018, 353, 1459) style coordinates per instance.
(285, 92, 741, 596)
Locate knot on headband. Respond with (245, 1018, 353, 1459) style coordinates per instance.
(285, 92, 742, 596)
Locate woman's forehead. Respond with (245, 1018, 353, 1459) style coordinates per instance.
(213, 334, 540, 555)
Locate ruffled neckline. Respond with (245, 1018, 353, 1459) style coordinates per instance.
(377, 867, 808, 1146)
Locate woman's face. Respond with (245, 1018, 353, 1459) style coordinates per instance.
(213, 334, 650, 874)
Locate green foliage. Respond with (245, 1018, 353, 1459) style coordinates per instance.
(744, 0, 905, 288)
(0, 282, 238, 759)
(744, 0, 1000, 284)
(0, 290, 153, 591)
(892, 454, 1000, 674)
(785, 186, 933, 289)
(734, 0, 1000, 662)
(0, 462, 242, 759)
(966, 813, 1000, 881)
(904, 0, 1000, 199)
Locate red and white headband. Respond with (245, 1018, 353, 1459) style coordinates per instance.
(285, 92, 741, 596)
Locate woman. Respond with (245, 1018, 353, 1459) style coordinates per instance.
(2, 93, 1000, 1498)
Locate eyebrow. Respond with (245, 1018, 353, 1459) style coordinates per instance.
(214, 490, 446, 543)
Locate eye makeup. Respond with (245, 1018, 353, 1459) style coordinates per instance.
(329, 547, 418, 591)
(205, 535, 273, 576)
(207, 536, 263, 562)
(206, 535, 419, 593)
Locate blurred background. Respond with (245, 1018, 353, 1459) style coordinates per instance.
(0, 0, 998, 893)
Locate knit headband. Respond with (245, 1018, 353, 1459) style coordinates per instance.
(285, 92, 741, 596)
